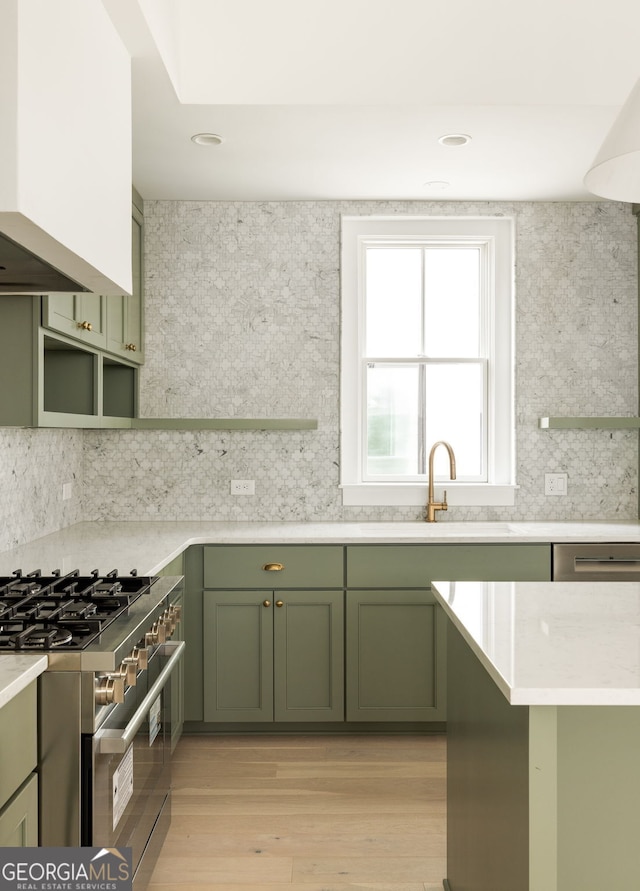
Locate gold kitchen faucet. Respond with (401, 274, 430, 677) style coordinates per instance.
(426, 441, 457, 522)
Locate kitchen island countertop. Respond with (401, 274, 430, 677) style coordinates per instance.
(0, 519, 640, 576)
(432, 579, 640, 706)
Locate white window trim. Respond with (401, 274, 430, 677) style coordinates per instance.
(340, 215, 516, 507)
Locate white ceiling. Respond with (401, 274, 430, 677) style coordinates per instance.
(103, 0, 640, 202)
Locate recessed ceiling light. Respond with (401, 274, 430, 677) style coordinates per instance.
(438, 134, 471, 147)
(191, 133, 224, 146)
(424, 180, 450, 191)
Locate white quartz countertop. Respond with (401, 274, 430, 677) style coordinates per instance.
(432, 579, 640, 707)
(0, 655, 48, 709)
(1, 519, 640, 576)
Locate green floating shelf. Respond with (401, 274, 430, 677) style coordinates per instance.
(539, 417, 640, 430)
(129, 418, 318, 431)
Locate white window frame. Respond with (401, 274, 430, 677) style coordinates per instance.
(340, 216, 516, 507)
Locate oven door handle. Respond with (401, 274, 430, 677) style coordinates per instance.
(95, 640, 185, 754)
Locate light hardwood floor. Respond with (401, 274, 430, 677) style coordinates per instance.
(149, 732, 446, 891)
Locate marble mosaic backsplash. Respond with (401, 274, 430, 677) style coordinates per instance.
(83, 199, 638, 524)
(0, 198, 637, 552)
(0, 429, 83, 554)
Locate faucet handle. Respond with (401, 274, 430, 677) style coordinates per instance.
(443, 490, 448, 509)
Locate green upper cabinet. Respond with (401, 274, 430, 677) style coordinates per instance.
(42, 292, 107, 350)
(43, 191, 144, 365)
(105, 197, 144, 364)
(0, 297, 138, 428)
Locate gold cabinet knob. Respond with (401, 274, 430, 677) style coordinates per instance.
(275, 600, 284, 608)
(263, 599, 271, 608)
(77, 321, 93, 331)
(125, 343, 137, 351)
(263, 563, 284, 572)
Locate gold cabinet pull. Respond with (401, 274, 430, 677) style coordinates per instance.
(263, 600, 271, 608)
(275, 600, 284, 608)
(125, 343, 137, 351)
(77, 320, 93, 331)
(262, 562, 284, 572)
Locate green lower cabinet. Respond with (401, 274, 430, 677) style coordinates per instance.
(346, 544, 551, 588)
(203, 590, 344, 722)
(346, 589, 446, 722)
(0, 775, 38, 847)
(0, 680, 38, 846)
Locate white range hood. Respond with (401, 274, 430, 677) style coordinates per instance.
(0, 0, 132, 295)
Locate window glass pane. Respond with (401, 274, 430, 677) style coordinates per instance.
(366, 364, 419, 476)
(365, 248, 422, 356)
(424, 248, 480, 357)
(425, 363, 484, 479)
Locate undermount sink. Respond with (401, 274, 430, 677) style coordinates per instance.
(419, 522, 517, 536)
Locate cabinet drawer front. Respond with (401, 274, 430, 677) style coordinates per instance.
(0, 774, 38, 847)
(204, 546, 344, 588)
(346, 544, 551, 587)
(0, 681, 37, 807)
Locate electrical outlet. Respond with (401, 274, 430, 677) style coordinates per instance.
(544, 473, 567, 496)
(62, 482, 73, 501)
(230, 479, 255, 495)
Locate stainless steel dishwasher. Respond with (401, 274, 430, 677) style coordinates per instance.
(553, 543, 640, 580)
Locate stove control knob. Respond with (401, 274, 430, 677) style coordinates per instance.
(145, 621, 167, 646)
(95, 675, 125, 706)
(131, 645, 148, 670)
(121, 657, 139, 686)
(109, 662, 137, 688)
(164, 606, 179, 635)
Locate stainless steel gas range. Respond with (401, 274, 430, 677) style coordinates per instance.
(0, 568, 184, 891)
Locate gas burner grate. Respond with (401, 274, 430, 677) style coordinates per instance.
(0, 569, 157, 650)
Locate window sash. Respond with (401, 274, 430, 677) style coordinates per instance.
(363, 241, 486, 360)
(362, 358, 488, 482)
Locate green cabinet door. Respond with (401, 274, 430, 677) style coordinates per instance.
(42, 293, 107, 350)
(273, 590, 344, 722)
(203, 590, 274, 722)
(203, 589, 344, 723)
(105, 202, 144, 364)
(346, 589, 446, 722)
(0, 775, 38, 847)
